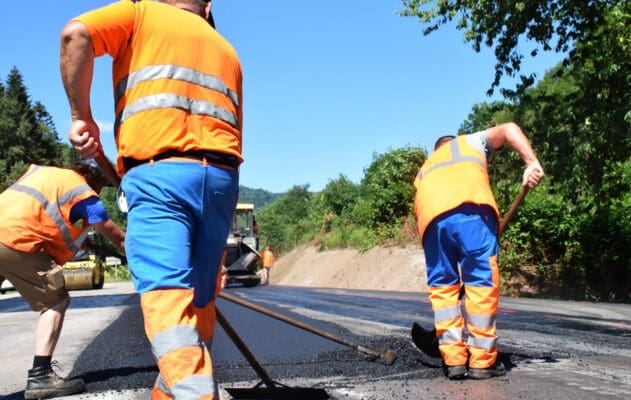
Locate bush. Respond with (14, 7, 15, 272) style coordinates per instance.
(105, 265, 131, 282)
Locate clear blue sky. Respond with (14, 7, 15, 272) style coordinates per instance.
(1, 1, 563, 193)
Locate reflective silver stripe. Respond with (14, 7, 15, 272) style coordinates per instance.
(467, 313, 496, 330)
(8, 182, 92, 254)
(415, 168, 422, 180)
(467, 336, 497, 350)
(115, 64, 239, 109)
(155, 374, 172, 396)
(434, 305, 462, 323)
(422, 139, 487, 177)
(114, 64, 240, 135)
(18, 165, 42, 181)
(170, 373, 218, 400)
(151, 325, 201, 360)
(73, 230, 89, 250)
(438, 328, 463, 345)
(114, 93, 239, 135)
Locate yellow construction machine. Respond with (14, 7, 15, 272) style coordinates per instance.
(62, 229, 115, 290)
(225, 203, 261, 287)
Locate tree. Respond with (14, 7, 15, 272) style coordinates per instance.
(319, 174, 358, 219)
(256, 185, 314, 253)
(355, 146, 426, 229)
(0, 67, 65, 190)
(399, 0, 620, 96)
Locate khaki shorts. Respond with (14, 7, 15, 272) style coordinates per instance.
(0, 242, 68, 312)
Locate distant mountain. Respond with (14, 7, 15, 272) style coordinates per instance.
(238, 185, 282, 209)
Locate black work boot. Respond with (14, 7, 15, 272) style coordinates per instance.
(468, 362, 506, 380)
(25, 364, 86, 399)
(445, 365, 468, 380)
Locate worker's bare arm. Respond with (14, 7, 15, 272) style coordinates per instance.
(60, 21, 101, 159)
(487, 123, 545, 188)
(92, 220, 126, 253)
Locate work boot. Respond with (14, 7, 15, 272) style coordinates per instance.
(468, 362, 506, 380)
(25, 362, 86, 399)
(445, 365, 468, 380)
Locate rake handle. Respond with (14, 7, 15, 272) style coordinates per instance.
(219, 292, 395, 363)
(215, 307, 276, 389)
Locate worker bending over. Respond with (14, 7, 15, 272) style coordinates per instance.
(414, 123, 544, 380)
(0, 161, 125, 399)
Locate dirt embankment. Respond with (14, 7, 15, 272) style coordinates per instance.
(269, 244, 429, 293)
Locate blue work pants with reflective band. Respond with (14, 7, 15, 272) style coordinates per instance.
(122, 161, 238, 308)
(423, 204, 500, 369)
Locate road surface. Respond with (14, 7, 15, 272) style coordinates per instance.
(1, 282, 630, 399)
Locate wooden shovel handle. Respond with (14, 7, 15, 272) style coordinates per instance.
(94, 152, 121, 188)
(499, 185, 529, 236)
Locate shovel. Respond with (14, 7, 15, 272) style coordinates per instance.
(411, 185, 529, 357)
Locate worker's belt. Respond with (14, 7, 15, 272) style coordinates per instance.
(123, 150, 240, 171)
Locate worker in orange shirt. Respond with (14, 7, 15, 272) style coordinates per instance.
(60, 1, 242, 398)
(0, 161, 125, 399)
(260, 246, 275, 285)
(413, 123, 544, 380)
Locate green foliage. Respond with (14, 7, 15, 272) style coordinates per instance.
(99, 187, 128, 231)
(105, 264, 131, 282)
(319, 174, 358, 219)
(256, 185, 316, 253)
(237, 185, 281, 209)
(0, 67, 68, 190)
(355, 146, 426, 229)
(256, 147, 426, 256)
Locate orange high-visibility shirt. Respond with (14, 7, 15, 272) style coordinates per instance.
(262, 250, 275, 268)
(74, 1, 243, 176)
(0, 165, 97, 264)
(414, 134, 499, 239)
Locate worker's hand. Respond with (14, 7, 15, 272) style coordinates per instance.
(522, 162, 545, 189)
(69, 119, 101, 159)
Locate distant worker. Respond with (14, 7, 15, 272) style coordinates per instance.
(60, 0, 243, 398)
(260, 246, 275, 285)
(413, 122, 544, 380)
(0, 161, 126, 399)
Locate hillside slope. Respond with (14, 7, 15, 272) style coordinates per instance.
(269, 244, 429, 293)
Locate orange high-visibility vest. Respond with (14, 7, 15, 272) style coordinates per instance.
(74, 0, 243, 176)
(0, 165, 97, 264)
(262, 249, 274, 268)
(414, 135, 499, 239)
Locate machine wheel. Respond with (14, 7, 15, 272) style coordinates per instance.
(92, 265, 105, 289)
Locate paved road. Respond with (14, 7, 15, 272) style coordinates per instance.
(1, 282, 630, 399)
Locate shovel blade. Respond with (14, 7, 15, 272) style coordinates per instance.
(225, 386, 329, 400)
(411, 322, 441, 358)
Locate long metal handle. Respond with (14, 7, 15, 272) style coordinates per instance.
(215, 307, 276, 389)
(219, 292, 396, 364)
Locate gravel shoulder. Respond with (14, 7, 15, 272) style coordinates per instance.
(271, 243, 429, 293)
